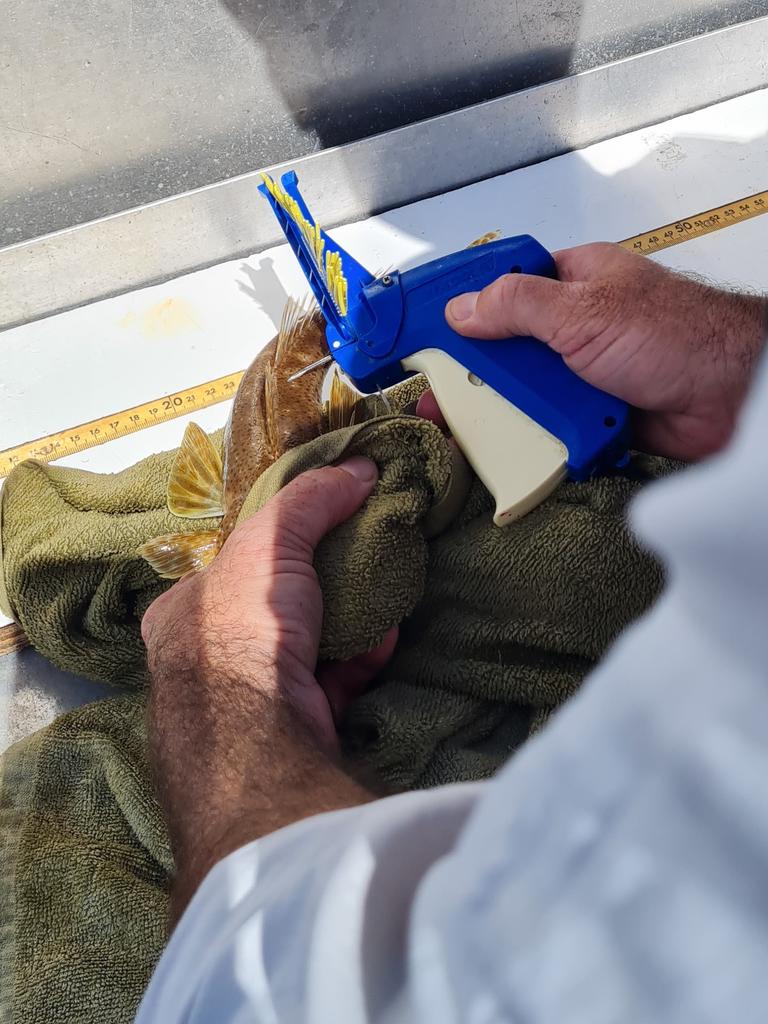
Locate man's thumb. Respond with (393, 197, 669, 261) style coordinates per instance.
(247, 457, 379, 554)
(445, 273, 580, 348)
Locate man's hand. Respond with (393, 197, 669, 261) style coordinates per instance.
(443, 243, 767, 460)
(142, 457, 396, 921)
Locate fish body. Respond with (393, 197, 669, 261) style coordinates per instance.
(217, 299, 327, 542)
(139, 298, 352, 579)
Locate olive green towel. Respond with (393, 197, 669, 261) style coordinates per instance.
(0, 412, 453, 687)
(0, 389, 675, 1024)
(1, 695, 168, 1024)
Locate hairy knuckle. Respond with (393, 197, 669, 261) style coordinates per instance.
(276, 523, 315, 560)
(224, 531, 260, 570)
(300, 466, 350, 506)
(302, 466, 334, 487)
(496, 272, 522, 309)
(196, 624, 274, 679)
(591, 241, 622, 260)
(289, 466, 332, 497)
(548, 282, 594, 352)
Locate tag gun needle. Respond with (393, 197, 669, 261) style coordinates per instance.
(287, 354, 333, 382)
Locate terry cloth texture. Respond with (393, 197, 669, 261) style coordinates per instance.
(0, 377, 676, 1022)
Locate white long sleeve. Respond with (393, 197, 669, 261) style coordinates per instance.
(136, 356, 768, 1024)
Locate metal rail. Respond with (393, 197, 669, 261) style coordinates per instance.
(1, 16, 767, 332)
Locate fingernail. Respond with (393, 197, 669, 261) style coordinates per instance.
(338, 456, 378, 483)
(447, 292, 478, 322)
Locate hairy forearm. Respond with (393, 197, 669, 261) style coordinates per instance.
(170, 757, 372, 923)
(149, 667, 374, 923)
(705, 287, 768, 384)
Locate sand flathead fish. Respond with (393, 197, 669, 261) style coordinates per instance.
(138, 297, 357, 580)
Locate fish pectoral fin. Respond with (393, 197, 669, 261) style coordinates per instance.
(167, 422, 225, 518)
(138, 530, 221, 580)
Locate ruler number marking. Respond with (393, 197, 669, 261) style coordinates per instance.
(619, 189, 768, 256)
(0, 372, 243, 479)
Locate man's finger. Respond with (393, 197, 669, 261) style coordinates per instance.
(445, 273, 582, 349)
(317, 626, 399, 722)
(232, 457, 379, 557)
(553, 241, 634, 282)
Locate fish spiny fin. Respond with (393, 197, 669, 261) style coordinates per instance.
(274, 293, 318, 365)
(326, 364, 358, 431)
(466, 230, 501, 249)
(138, 530, 221, 580)
(167, 422, 224, 519)
(262, 359, 281, 460)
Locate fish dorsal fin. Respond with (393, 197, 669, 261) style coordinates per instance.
(167, 422, 225, 518)
(138, 530, 221, 580)
(274, 294, 318, 365)
(326, 364, 358, 431)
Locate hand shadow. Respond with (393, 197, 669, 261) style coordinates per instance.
(237, 256, 291, 332)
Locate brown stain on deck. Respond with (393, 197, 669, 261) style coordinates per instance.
(119, 298, 200, 338)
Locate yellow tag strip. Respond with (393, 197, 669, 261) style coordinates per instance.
(261, 173, 348, 314)
(0, 372, 243, 480)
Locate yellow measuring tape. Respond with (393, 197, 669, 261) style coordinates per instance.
(617, 190, 767, 255)
(0, 373, 243, 479)
(1, 188, 766, 482)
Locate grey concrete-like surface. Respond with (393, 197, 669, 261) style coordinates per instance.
(2, 0, 766, 244)
(0, 646, 118, 753)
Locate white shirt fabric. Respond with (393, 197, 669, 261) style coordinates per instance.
(136, 356, 768, 1024)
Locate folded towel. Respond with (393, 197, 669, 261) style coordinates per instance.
(0, 693, 168, 1024)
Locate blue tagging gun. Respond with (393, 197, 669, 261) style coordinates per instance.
(259, 171, 629, 525)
